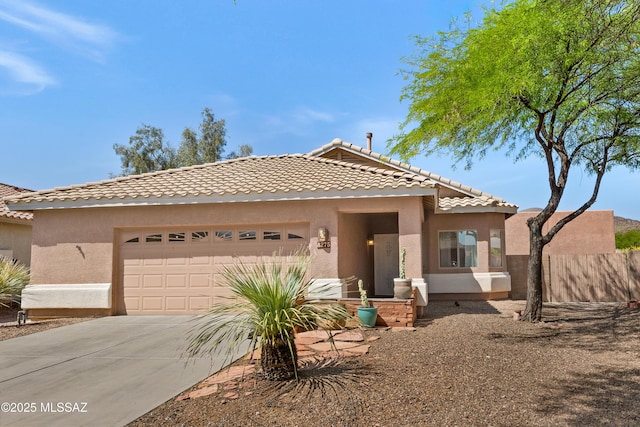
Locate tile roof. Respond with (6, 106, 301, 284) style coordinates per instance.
(0, 183, 34, 221)
(4, 154, 437, 210)
(311, 139, 518, 212)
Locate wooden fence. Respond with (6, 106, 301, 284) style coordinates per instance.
(508, 250, 640, 302)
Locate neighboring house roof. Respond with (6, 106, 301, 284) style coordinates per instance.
(3, 154, 437, 211)
(0, 183, 34, 223)
(311, 139, 517, 213)
(4, 139, 517, 214)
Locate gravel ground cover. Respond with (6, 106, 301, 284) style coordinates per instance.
(128, 300, 640, 427)
(0, 307, 88, 341)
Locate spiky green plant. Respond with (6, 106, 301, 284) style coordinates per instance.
(186, 251, 349, 381)
(0, 256, 29, 308)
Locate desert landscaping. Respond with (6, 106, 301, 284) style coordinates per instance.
(2, 300, 639, 426)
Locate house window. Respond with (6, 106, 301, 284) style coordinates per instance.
(490, 229, 503, 268)
(439, 230, 477, 268)
(124, 236, 140, 244)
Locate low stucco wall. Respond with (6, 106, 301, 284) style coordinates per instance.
(425, 272, 511, 294)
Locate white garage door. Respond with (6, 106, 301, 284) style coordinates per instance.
(119, 223, 309, 314)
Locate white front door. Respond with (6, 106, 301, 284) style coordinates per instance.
(374, 233, 399, 297)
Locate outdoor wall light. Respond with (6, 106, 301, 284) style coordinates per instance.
(317, 227, 330, 249)
(366, 239, 375, 246)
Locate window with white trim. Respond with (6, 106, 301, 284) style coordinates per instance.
(439, 230, 477, 268)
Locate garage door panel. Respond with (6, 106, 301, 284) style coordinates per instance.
(189, 296, 211, 311)
(120, 224, 309, 314)
(142, 274, 164, 288)
(166, 297, 187, 311)
(123, 275, 141, 289)
(142, 296, 163, 311)
(124, 297, 140, 311)
(189, 274, 211, 288)
(166, 274, 187, 288)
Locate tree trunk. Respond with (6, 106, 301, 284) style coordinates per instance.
(260, 337, 298, 381)
(521, 219, 545, 322)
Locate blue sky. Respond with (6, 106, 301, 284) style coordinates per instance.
(1, 0, 637, 218)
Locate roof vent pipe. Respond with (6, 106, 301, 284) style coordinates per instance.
(366, 132, 373, 151)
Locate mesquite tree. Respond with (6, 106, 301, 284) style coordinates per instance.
(390, 0, 640, 321)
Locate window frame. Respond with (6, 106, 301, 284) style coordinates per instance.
(438, 229, 478, 269)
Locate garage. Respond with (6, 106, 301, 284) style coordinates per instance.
(118, 223, 309, 314)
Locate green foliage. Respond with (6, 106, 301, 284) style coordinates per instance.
(113, 107, 252, 176)
(186, 251, 349, 381)
(391, 0, 640, 321)
(227, 144, 254, 159)
(0, 256, 29, 307)
(113, 125, 177, 175)
(176, 107, 227, 166)
(615, 230, 640, 250)
(391, 0, 640, 173)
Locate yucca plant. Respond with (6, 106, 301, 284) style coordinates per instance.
(186, 250, 349, 381)
(0, 256, 29, 308)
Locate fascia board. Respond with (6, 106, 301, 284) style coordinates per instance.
(8, 187, 437, 210)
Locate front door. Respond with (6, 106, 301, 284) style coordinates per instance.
(374, 233, 399, 297)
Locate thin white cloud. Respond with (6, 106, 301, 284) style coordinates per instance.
(292, 107, 336, 124)
(261, 106, 339, 137)
(0, 0, 119, 62)
(0, 50, 55, 93)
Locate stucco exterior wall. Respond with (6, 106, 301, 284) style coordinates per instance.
(0, 222, 32, 266)
(29, 197, 427, 287)
(425, 211, 508, 274)
(505, 210, 616, 255)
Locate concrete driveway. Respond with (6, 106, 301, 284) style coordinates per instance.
(0, 316, 249, 427)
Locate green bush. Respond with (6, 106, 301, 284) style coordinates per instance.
(186, 250, 349, 381)
(0, 256, 29, 308)
(615, 230, 640, 250)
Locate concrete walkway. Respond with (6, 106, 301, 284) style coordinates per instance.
(0, 316, 249, 427)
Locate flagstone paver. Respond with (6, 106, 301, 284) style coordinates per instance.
(177, 327, 378, 402)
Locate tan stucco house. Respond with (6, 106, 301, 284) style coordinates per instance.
(5, 139, 517, 318)
(0, 183, 33, 266)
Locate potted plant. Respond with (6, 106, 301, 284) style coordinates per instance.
(357, 280, 377, 328)
(393, 248, 413, 299)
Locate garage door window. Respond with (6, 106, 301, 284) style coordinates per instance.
(191, 231, 209, 242)
(145, 233, 163, 243)
(239, 231, 257, 241)
(214, 230, 233, 242)
(122, 224, 308, 246)
(169, 232, 186, 243)
(263, 230, 281, 240)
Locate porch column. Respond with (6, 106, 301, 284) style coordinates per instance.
(397, 198, 427, 309)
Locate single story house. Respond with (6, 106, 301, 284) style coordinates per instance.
(5, 139, 517, 318)
(0, 183, 33, 266)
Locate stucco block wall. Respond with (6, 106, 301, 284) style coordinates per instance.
(0, 222, 32, 266)
(505, 210, 616, 255)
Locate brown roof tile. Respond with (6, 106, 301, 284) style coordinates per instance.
(0, 183, 34, 221)
(310, 139, 517, 212)
(4, 155, 437, 209)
